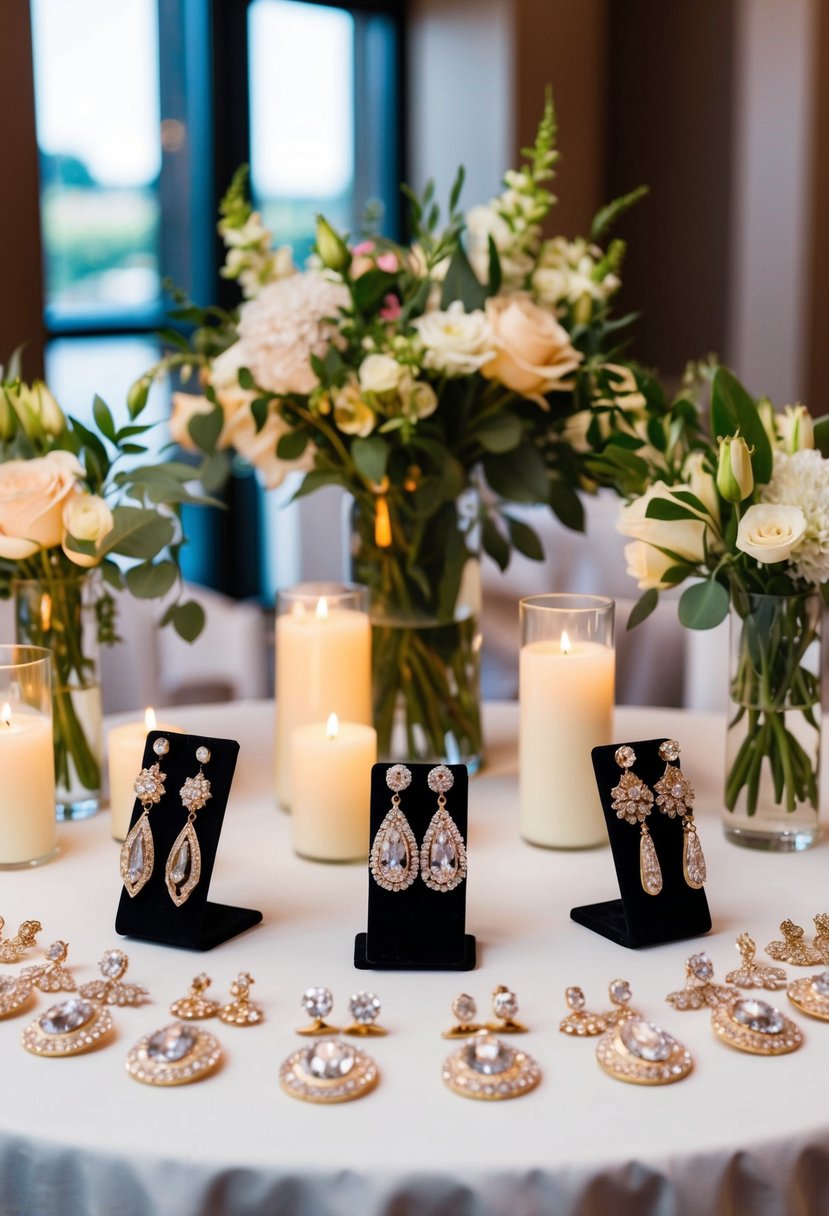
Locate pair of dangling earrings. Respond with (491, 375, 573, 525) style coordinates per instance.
(611, 739, 707, 897)
(119, 739, 212, 907)
(370, 763, 467, 894)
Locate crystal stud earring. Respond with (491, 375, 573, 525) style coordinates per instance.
(421, 765, 467, 892)
(297, 986, 340, 1036)
(559, 987, 608, 1037)
(611, 745, 661, 896)
(170, 973, 221, 1020)
(21, 941, 76, 994)
(665, 952, 739, 1010)
(725, 932, 787, 991)
(344, 992, 387, 1037)
(442, 1030, 541, 1101)
(486, 986, 527, 1034)
(166, 745, 212, 907)
(120, 736, 169, 898)
(0, 917, 43, 963)
(78, 948, 149, 1007)
(442, 993, 481, 1039)
(369, 765, 419, 892)
(126, 1022, 223, 1086)
(218, 972, 263, 1027)
(653, 739, 706, 889)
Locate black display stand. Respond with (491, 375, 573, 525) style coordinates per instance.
(116, 730, 262, 950)
(570, 738, 711, 949)
(354, 762, 476, 970)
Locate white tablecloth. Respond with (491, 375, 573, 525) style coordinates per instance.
(2, 701, 829, 1216)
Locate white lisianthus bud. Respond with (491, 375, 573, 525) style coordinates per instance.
(358, 353, 405, 396)
(315, 216, 351, 274)
(30, 381, 65, 436)
(716, 435, 754, 503)
(777, 404, 814, 454)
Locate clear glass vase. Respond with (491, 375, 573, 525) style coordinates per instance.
(14, 571, 104, 820)
(724, 590, 821, 851)
(349, 486, 484, 772)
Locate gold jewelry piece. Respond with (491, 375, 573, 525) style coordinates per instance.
(120, 737, 169, 898)
(166, 745, 211, 907)
(344, 992, 387, 1036)
(596, 1012, 693, 1086)
(0, 917, 43, 963)
(297, 986, 339, 1035)
(21, 941, 76, 993)
(421, 765, 467, 892)
(443, 1030, 541, 1101)
(170, 973, 220, 1020)
(442, 992, 482, 1039)
(725, 932, 787, 990)
(126, 1022, 223, 1086)
(0, 974, 34, 1019)
(654, 739, 707, 889)
(22, 996, 113, 1057)
(486, 985, 527, 1034)
(712, 997, 803, 1055)
(559, 986, 608, 1037)
(604, 977, 639, 1025)
(765, 919, 820, 966)
(370, 764, 419, 892)
(612, 746, 661, 896)
(811, 914, 829, 963)
(666, 951, 740, 1011)
(787, 972, 829, 1021)
(280, 1038, 379, 1103)
(218, 972, 263, 1026)
(78, 948, 149, 1007)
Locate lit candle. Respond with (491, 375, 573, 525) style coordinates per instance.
(275, 587, 372, 808)
(0, 700, 56, 867)
(520, 596, 615, 848)
(290, 712, 377, 861)
(107, 708, 183, 841)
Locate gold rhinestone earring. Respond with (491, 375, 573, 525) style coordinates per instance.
(612, 746, 661, 896)
(21, 941, 76, 993)
(166, 745, 211, 907)
(811, 914, 829, 963)
(421, 765, 467, 892)
(654, 739, 706, 889)
(78, 948, 149, 1007)
(170, 973, 221, 1020)
(559, 986, 608, 1037)
(370, 765, 419, 892)
(765, 919, 820, 966)
(219, 972, 263, 1027)
(120, 737, 169, 898)
(725, 932, 787, 990)
(665, 952, 739, 1010)
(0, 918, 42, 963)
(486, 986, 527, 1034)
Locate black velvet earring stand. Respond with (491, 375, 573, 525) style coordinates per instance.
(570, 738, 711, 948)
(354, 762, 476, 970)
(115, 730, 262, 950)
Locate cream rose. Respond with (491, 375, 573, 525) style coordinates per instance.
(61, 494, 114, 567)
(617, 482, 708, 564)
(736, 503, 807, 565)
(0, 450, 83, 558)
(413, 303, 494, 377)
(358, 353, 405, 396)
(624, 540, 674, 591)
(481, 294, 582, 401)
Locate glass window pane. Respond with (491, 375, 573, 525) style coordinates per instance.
(30, 0, 162, 328)
(248, 0, 355, 261)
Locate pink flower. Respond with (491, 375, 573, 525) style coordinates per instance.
(351, 241, 375, 256)
(379, 294, 402, 321)
(376, 252, 399, 273)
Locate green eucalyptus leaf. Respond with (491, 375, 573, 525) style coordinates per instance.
(188, 406, 224, 454)
(171, 600, 206, 642)
(627, 588, 659, 629)
(92, 395, 116, 443)
(125, 560, 179, 599)
(482, 516, 510, 571)
(475, 412, 523, 454)
(291, 469, 344, 500)
(548, 481, 585, 532)
(505, 516, 544, 561)
(352, 269, 397, 315)
(238, 366, 256, 390)
(251, 397, 269, 434)
(99, 506, 175, 559)
(678, 579, 730, 630)
(127, 376, 151, 419)
(352, 436, 389, 484)
(483, 444, 548, 504)
(277, 430, 309, 461)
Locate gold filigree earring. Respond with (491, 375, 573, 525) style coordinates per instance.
(166, 746, 212, 906)
(120, 737, 169, 898)
(654, 739, 706, 889)
(611, 746, 661, 896)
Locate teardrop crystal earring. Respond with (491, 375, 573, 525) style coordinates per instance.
(611, 745, 661, 896)
(653, 739, 707, 889)
(369, 765, 419, 892)
(120, 737, 169, 897)
(166, 746, 212, 907)
(421, 765, 467, 892)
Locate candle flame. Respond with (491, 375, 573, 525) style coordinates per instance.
(144, 707, 157, 731)
(374, 497, 392, 548)
(40, 592, 52, 632)
(326, 712, 339, 740)
(0, 703, 10, 727)
(560, 630, 572, 655)
(316, 597, 329, 621)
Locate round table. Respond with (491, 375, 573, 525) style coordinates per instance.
(2, 701, 828, 1216)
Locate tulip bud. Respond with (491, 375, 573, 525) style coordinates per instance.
(716, 434, 754, 503)
(778, 403, 814, 453)
(315, 215, 351, 274)
(30, 381, 65, 436)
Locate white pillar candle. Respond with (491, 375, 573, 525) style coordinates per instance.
(291, 713, 377, 861)
(275, 595, 372, 808)
(520, 634, 614, 848)
(107, 709, 183, 841)
(0, 702, 56, 866)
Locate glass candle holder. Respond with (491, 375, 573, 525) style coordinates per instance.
(519, 595, 615, 848)
(0, 645, 58, 868)
(275, 582, 372, 809)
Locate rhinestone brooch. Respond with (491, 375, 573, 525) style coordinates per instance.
(22, 996, 113, 1057)
(280, 1039, 379, 1104)
(126, 1022, 223, 1086)
(712, 997, 803, 1055)
(442, 1031, 541, 1101)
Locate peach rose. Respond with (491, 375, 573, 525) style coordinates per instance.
(0, 450, 83, 559)
(62, 494, 114, 568)
(481, 294, 582, 401)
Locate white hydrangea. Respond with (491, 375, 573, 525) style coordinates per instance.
(761, 449, 829, 583)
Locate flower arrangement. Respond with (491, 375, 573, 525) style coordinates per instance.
(0, 351, 212, 802)
(138, 91, 647, 764)
(591, 363, 829, 830)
